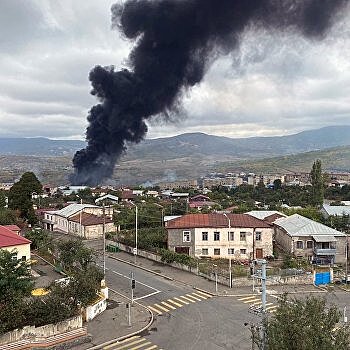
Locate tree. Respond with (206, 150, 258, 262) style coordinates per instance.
(0, 190, 6, 208)
(25, 228, 52, 251)
(8, 172, 42, 225)
(0, 250, 34, 305)
(0, 208, 19, 225)
(254, 295, 350, 350)
(273, 179, 282, 190)
(310, 159, 324, 207)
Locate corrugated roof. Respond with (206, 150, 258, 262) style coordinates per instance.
(0, 226, 31, 248)
(55, 204, 99, 218)
(322, 204, 350, 216)
(70, 213, 113, 226)
(246, 211, 285, 220)
(166, 213, 271, 229)
(274, 214, 346, 237)
(313, 235, 337, 242)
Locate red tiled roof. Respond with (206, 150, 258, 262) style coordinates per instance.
(3, 225, 21, 233)
(190, 194, 211, 202)
(70, 213, 113, 226)
(189, 201, 217, 208)
(166, 213, 272, 229)
(0, 226, 31, 248)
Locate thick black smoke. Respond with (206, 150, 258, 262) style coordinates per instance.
(71, 0, 347, 186)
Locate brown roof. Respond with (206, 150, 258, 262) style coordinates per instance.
(264, 213, 285, 224)
(166, 213, 272, 229)
(70, 213, 113, 226)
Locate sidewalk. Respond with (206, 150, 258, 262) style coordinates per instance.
(108, 251, 320, 297)
(74, 292, 151, 350)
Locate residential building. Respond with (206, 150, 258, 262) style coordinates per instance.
(0, 225, 31, 261)
(157, 180, 198, 190)
(166, 213, 273, 260)
(42, 203, 117, 239)
(246, 211, 286, 223)
(189, 194, 218, 210)
(274, 214, 347, 265)
(320, 204, 350, 219)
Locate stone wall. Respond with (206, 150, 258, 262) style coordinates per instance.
(0, 316, 82, 345)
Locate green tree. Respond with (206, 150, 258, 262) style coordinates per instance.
(0, 250, 34, 305)
(0, 208, 19, 225)
(255, 295, 350, 350)
(310, 159, 324, 207)
(8, 172, 42, 225)
(0, 190, 6, 208)
(273, 179, 282, 190)
(25, 228, 52, 252)
(57, 239, 97, 272)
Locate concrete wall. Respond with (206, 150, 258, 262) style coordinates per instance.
(0, 316, 82, 345)
(85, 296, 107, 322)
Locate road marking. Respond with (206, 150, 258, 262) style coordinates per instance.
(144, 346, 158, 350)
(186, 293, 202, 301)
(148, 305, 162, 315)
(192, 292, 207, 299)
(161, 301, 176, 310)
(134, 290, 161, 301)
(174, 297, 189, 305)
(104, 336, 141, 349)
(238, 295, 257, 301)
(153, 303, 169, 312)
(243, 298, 261, 304)
(104, 336, 160, 350)
(176, 295, 196, 303)
(266, 305, 278, 312)
(167, 299, 183, 307)
(130, 341, 152, 349)
(194, 290, 213, 298)
(111, 270, 160, 292)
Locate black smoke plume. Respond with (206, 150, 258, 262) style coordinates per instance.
(71, 0, 347, 186)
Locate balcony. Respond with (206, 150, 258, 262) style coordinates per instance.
(314, 248, 336, 256)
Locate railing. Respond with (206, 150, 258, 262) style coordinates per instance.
(314, 248, 336, 256)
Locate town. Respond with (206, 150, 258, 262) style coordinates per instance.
(1, 160, 350, 349)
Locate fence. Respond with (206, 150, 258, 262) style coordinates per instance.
(108, 241, 314, 287)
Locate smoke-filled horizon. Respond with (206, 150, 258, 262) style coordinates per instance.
(70, 0, 347, 186)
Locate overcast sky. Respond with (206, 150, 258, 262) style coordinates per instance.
(0, 0, 349, 140)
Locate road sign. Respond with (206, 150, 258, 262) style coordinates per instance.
(133, 247, 137, 255)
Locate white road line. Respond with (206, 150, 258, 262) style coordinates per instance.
(111, 270, 160, 292)
(134, 290, 161, 301)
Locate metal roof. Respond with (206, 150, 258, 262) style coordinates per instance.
(322, 204, 350, 216)
(312, 235, 337, 242)
(246, 211, 285, 220)
(55, 204, 99, 218)
(274, 214, 346, 237)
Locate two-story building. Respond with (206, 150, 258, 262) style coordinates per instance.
(0, 225, 31, 261)
(166, 213, 273, 260)
(274, 214, 347, 265)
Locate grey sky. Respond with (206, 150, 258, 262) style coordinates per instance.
(0, 0, 349, 140)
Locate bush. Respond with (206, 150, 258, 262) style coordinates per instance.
(159, 249, 197, 267)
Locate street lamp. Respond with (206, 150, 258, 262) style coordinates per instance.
(213, 264, 218, 293)
(223, 213, 232, 288)
(153, 203, 164, 228)
(129, 201, 138, 263)
(95, 197, 106, 277)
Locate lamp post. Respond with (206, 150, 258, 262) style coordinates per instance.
(223, 213, 232, 288)
(129, 202, 138, 263)
(213, 264, 218, 293)
(153, 203, 164, 228)
(95, 197, 106, 278)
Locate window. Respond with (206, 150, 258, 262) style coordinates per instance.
(255, 232, 262, 241)
(183, 231, 191, 242)
(240, 232, 246, 241)
(202, 248, 208, 255)
(202, 232, 208, 241)
(306, 240, 313, 249)
(296, 240, 303, 249)
(240, 249, 247, 255)
(11, 252, 17, 261)
(21, 256, 26, 261)
(228, 232, 235, 241)
(214, 232, 220, 241)
(228, 248, 234, 255)
(214, 248, 220, 255)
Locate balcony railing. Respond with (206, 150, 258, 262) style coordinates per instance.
(314, 248, 336, 256)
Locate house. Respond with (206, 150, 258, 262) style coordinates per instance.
(0, 225, 31, 261)
(320, 204, 350, 219)
(165, 213, 273, 260)
(189, 194, 217, 210)
(246, 211, 286, 224)
(274, 214, 347, 265)
(42, 203, 117, 239)
(3, 224, 21, 235)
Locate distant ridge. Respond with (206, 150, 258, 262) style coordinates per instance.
(0, 125, 349, 159)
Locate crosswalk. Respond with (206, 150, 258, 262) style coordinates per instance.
(147, 290, 212, 315)
(237, 295, 278, 313)
(103, 335, 162, 350)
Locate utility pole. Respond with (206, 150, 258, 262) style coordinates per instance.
(261, 259, 267, 312)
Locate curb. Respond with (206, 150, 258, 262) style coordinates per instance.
(87, 288, 154, 350)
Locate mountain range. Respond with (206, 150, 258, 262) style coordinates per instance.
(0, 125, 350, 159)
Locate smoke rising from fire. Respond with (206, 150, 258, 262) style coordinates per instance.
(70, 0, 347, 186)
